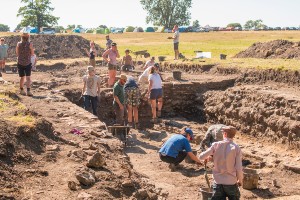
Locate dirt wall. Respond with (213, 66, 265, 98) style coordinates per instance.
(204, 85, 300, 149)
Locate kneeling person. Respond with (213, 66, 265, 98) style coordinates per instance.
(159, 127, 202, 171)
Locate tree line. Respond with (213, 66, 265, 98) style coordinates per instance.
(0, 0, 295, 33)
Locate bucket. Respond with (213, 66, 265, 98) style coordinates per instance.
(199, 188, 212, 200)
(243, 168, 259, 190)
(173, 71, 182, 80)
(220, 54, 227, 60)
(185, 150, 197, 163)
(158, 56, 166, 61)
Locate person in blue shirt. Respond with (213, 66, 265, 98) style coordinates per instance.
(159, 127, 202, 171)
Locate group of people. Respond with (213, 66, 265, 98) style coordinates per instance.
(159, 124, 243, 199)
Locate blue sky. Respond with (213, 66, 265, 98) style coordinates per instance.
(1, 0, 300, 30)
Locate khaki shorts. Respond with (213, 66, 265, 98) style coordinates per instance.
(108, 63, 117, 70)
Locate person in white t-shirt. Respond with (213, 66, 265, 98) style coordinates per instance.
(82, 66, 101, 115)
(143, 56, 155, 70)
(147, 63, 163, 123)
(168, 25, 180, 60)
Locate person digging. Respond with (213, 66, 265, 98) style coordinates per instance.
(199, 126, 243, 200)
(199, 124, 227, 152)
(159, 127, 202, 171)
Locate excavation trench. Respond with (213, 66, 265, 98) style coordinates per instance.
(64, 78, 235, 128)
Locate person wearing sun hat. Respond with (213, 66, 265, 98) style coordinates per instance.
(199, 126, 243, 199)
(82, 66, 101, 115)
(0, 38, 9, 73)
(113, 74, 127, 125)
(16, 32, 34, 96)
(159, 127, 202, 171)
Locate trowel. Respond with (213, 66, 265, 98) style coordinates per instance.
(204, 162, 211, 192)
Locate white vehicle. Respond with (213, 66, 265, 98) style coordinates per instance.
(40, 27, 55, 34)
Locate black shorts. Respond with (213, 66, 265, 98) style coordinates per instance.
(18, 63, 32, 77)
(174, 42, 179, 50)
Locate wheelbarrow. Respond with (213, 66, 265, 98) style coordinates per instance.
(108, 125, 130, 146)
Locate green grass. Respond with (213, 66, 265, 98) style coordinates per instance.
(1, 31, 300, 70)
(0, 93, 35, 126)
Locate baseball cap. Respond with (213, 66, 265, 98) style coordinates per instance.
(184, 128, 194, 140)
(111, 42, 117, 46)
(86, 66, 95, 72)
(154, 63, 160, 69)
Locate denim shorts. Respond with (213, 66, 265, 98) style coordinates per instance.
(18, 63, 32, 77)
(150, 88, 163, 100)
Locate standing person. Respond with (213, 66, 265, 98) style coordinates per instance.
(168, 25, 180, 60)
(105, 35, 113, 49)
(113, 74, 127, 125)
(199, 126, 243, 200)
(0, 38, 9, 73)
(147, 64, 163, 123)
(82, 66, 101, 116)
(121, 49, 134, 71)
(124, 77, 141, 128)
(143, 56, 155, 70)
(16, 32, 34, 96)
(102, 42, 120, 87)
(159, 127, 202, 171)
(85, 41, 97, 67)
(199, 124, 226, 151)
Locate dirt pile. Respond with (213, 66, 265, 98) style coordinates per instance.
(2, 35, 103, 61)
(235, 40, 300, 59)
(0, 118, 59, 199)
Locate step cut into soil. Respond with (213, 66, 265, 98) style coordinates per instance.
(235, 40, 300, 59)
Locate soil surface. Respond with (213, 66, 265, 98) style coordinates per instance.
(1, 58, 300, 200)
(235, 40, 300, 59)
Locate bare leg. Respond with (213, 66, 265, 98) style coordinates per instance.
(20, 76, 25, 89)
(151, 99, 157, 119)
(133, 106, 138, 123)
(111, 70, 117, 85)
(25, 76, 31, 88)
(127, 105, 133, 123)
(175, 50, 179, 60)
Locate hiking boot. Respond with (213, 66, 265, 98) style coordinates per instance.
(20, 89, 26, 95)
(168, 163, 177, 172)
(27, 91, 33, 96)
(135, 122, 141, 129)
(157, 110, 162, 118)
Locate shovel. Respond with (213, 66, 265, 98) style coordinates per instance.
(204, 162, 211, 192)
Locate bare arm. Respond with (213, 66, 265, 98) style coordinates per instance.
(199, 145, 215, 161)
(114, 95, 123, 110)
(116, 50, 120, 58)
(97, 79, 101, 95)
(236, 148, 244, 185)
(147, 79, 153, 95)
(187, 152, 202, 165)
(102, 49, 109, 62)
(82, 80, 86, 95)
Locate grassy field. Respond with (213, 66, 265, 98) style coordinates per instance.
(1, 31, 300, 70)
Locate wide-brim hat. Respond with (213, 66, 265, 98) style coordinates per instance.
(117, 74, 127, 81)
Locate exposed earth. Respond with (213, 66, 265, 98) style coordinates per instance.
(235, 39, 300, 59)
(0, 35, 300, 200)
